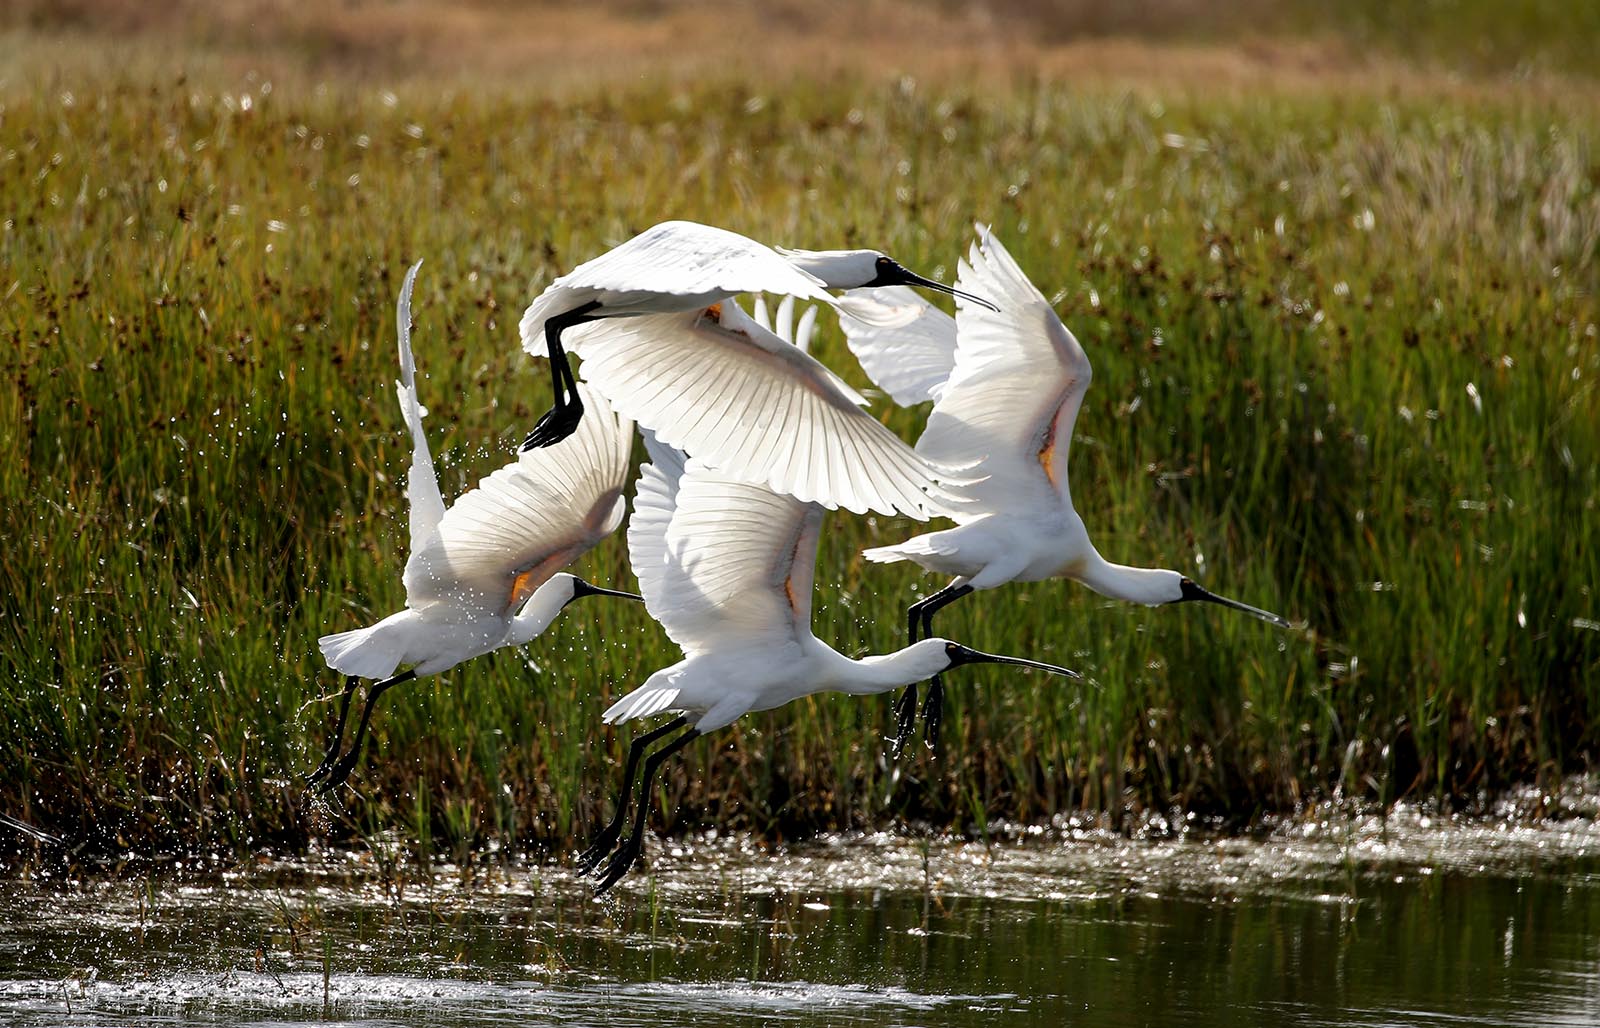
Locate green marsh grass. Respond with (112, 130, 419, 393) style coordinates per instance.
(0, 48, 1596, 858)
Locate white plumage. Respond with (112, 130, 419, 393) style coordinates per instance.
(835, 285, 958, 406)
(566, 298, 970, 519)
(520, 221, 837, 347)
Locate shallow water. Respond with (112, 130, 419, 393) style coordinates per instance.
(4, 805, 1600, 1027)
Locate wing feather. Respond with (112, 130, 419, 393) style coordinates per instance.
(641, 462, 824, 656)
(568, 302, 967, 519)
(626, 429, 685, 624)
(402, 383, 634, 615)
(836, 286, 959, 406)
(915, 227, 1092, 514)
(393, 260, 448, 557)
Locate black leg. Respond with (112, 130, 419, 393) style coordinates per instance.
(890, 594, 932, 757)
(890, 583, 974, 758)
(922, 674, 947, 755)
(522, 301, 603, 450)
(916, 582, 975, 641)
(315, 669, 418, 794)
(594, 725, 700, 894)
(577, 715, 688, 875)
(891, 685, 919, 757)
(915, 583, 974, 755)
(307, 676, 361, 785)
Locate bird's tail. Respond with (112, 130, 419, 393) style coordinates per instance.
(860, 543, 912, 565)
(861, 531, 960, 568)
(318, 625, 403, 682)
(602, 681, 682, 726)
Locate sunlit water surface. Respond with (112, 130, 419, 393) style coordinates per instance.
(4, 804, 1599, 1026)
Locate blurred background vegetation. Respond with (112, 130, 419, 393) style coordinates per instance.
(0, 0, 1596, 862)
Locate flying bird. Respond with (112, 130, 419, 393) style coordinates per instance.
(578, 431, 1078, 893)
(518, 219, 996, 449)
(845, 228, 1294, 755)
(309, 261, 641, 794)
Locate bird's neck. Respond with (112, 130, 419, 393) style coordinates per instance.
(506, 580, 571, 646)
(782, 249, 877, 289)
(1073, 548, 1182, 606)
(833, 643, 946, 695)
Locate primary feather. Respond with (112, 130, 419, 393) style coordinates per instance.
(567, 299, 969, 519)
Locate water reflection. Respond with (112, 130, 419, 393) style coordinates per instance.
(2, 809, 1598, 1026)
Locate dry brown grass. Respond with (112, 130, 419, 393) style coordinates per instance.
(5, 0, 1599, 106)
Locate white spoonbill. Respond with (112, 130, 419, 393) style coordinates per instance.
(578, 430, 1078, 893)
(846, 228, 1294, 754)
(309, 261, 641, 794)
(518, 219, 996, 449)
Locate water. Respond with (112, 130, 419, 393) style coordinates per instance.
(4, 806, 1599, 1026)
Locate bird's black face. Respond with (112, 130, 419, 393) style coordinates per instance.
(864, 257, 1001, 312)
(566, 578, 644, 608)
(943, 640, 973, 667)
(943, 641, 1079, 678)
(863, 256, 906, 288)
(1177, 578, 1294, 629)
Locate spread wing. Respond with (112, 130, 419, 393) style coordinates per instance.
(567, 299, 968, 519)
(836, 286, 958, 406)
(632, 459, 823, 657)
(626, 429, 688, 623)
(393, 260, 448, 557)
(915, 227, 1093, 513)
(402, 383, 634, 616)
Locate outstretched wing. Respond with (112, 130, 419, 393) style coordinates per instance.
(915, 226, 1093, 513)
(636, 460, 824, 657)
(402, 383, 634, 616)
(568, 300, 968, 519)
(393, 260, 448, 558)
(626, 428, 688, 621)
(836, 286, 958, 406)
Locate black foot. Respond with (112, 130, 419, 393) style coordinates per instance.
(306, 736, 348, 786)
(593, 835, 642, 895)
(522, 398, 584, 450)
(314, 752, 359, 795)
(576, 826, 621, 876)
(891, 684, 919, 758)
(922, 678, 944, 756)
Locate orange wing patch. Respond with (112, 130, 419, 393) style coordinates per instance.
(504, 552, 569, 614)
(507, 567, 540, 611)
(1038, 416, 1061, 490)
(1037, 384, 1076, 492)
